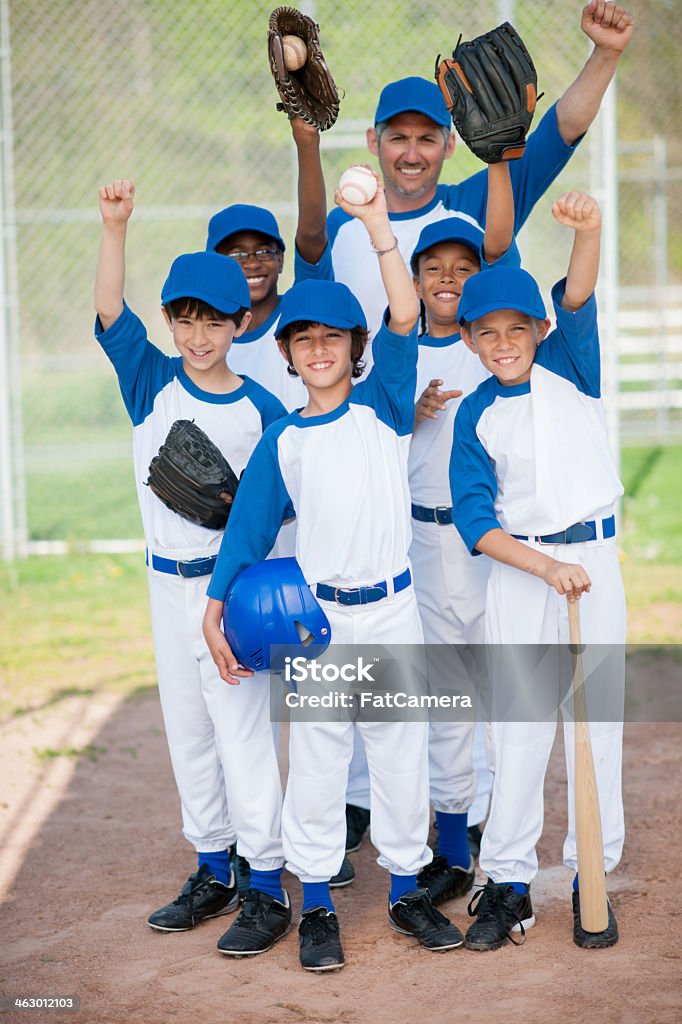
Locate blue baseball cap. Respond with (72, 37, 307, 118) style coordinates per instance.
(458, 266, 546, 324)
(411, 218, 485, 269)
(161, 251, 251, 313)
(374, 77, 451, 129)
(206, 204, 286, 253)
(275, 280, 367, 337)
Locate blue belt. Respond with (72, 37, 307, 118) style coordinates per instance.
(512, 515, 616, 545)
(316, 567, 412, 606)
(411, 503, 453, 526)
(146, 549, 217, 578)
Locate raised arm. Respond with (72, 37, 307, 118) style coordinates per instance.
(555, 1, 634, 146)
(291, 117, 328, 265)
(551, 192, 602, 312)
(95, 179, 135, 330)
(483, 163, 514, 265)
(335, 170, 418, 334)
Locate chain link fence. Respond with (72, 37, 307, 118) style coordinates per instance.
(0, 0, 680, 554)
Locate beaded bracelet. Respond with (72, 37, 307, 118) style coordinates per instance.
(370, 235, 399, 256)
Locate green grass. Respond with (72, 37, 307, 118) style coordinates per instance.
(1, 443, 680, 716)
(620, 445, 682, 563)
(0, 554, 154, 718)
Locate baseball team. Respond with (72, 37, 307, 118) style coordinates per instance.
(94, 1, 633, 973)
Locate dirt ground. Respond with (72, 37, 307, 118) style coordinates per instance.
(1, 664, 681, 1024)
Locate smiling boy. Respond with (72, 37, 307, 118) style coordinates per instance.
(94, 179, 291, 951)
(204, 173, 464, 972)
(451, 192, 625, 950)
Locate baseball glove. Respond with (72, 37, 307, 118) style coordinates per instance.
(435, 22, 539, 163)
(267, 6, 339, 131)
(146, 420, 239, 531)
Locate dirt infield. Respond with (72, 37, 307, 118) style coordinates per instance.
(1, 674, 681, 1024)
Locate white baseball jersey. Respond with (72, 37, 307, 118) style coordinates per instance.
(209, 318, 418, 599)
(410, 333, 490, 507)
(328, 104, 580, 339)
(95, 303, 287, 553)
(451, 280, 624, 550)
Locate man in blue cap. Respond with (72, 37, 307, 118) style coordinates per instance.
(328, 2, 634, 340)
(336, 0, 633, 861)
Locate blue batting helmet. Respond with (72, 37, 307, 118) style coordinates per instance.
(223, 558, 332, 671)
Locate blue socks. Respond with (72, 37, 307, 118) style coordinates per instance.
(302, 881, 334, 914)
(435, 810, 470, 868)
(249, 868, 285, 903)
(573, 872, 580, 892)
(509, 882, 529, 894)
(197, 849, 231, 886)
(390, 873, 418, 905)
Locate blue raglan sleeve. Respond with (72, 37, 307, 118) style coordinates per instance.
(450, 395, 502, 554)
(442, 103, 581, 234)
(351, 317, 419, 436)
(246, 380, 289, 430)
(95, 302, 175, 426)
(293, 241, 335, 284)
(534, 279, 600, 398)
(207, 425, 296, 602)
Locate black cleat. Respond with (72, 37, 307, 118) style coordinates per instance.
(299, 907, 345, 972)
(345, 804, 371, 853)
(464, 880, 535, 951)
(228, 844, 252, 900)
(388, 888, 463, 951)
(217, 889, 292, 956)
(330, 855, 356, 889)
(572, 891, 618, 948)
(147, 864, 239, 932)
(417, 855, 476, 906)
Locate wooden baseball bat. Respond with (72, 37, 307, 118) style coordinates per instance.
(567, 598, 609, 933)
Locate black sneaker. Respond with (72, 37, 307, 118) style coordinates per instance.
(147, 864, 239, 932)
(217, 889, 292, 956)
(572, 891, 618, 948)
(299, 907, 345, 972)
(388, 888, 463, 951)
(464, 880, 535, 951)
(329, 856, 356, 889)
(417, 855, 476, 906)
(468, 824, 483, 859)
(345, 804, 371, 853)
(228, 844, 252, 900)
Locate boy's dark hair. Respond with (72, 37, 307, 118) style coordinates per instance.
(277, 320, 367, 380)
(458, 317, 471, 334)
(163, 296, 249, 327)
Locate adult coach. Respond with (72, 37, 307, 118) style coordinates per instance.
(328, 1, 634, 339)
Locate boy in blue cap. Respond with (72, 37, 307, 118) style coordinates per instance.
(206, 117, 332, 412)
(95, 179, 292, 951)
(204, 173, 464, 971)
(451, 191, 625, 950)
(329, 2, 634, 341)
(407, 163, 517, 905)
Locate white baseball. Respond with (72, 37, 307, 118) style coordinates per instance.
(282, 35, 307, 71)
(338, 166, 378, 206)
